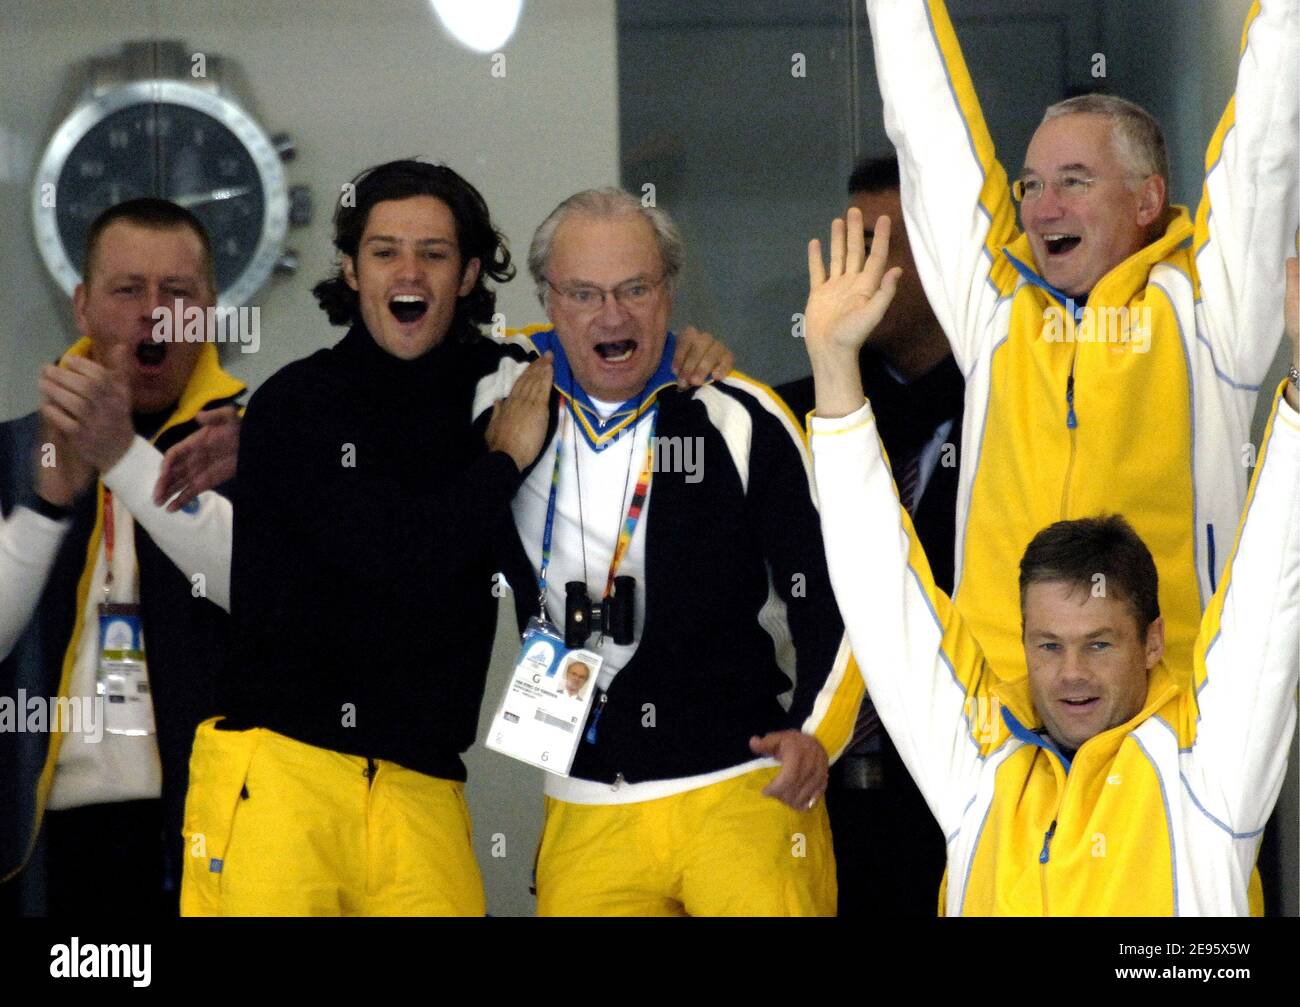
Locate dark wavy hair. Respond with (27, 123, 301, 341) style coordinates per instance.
(312, 159, 514, 339)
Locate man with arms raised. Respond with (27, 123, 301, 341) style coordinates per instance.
(863, 0, 1297, 693)
(803, 206, 1299, 915)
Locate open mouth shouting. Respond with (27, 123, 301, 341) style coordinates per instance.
(1041, 233, 1082, 257)
(388, 293, 429, 326)
(135, 337, 167, 372)
(594, 338, 638, 364)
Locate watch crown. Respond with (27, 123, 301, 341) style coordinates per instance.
(272, 132, 296, 162)
(289, 185, 313, 227)
(274, 250, 300, 276)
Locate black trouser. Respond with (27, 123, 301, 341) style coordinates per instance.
(41, 798, 178, 917)
(826, 734, 947, 917)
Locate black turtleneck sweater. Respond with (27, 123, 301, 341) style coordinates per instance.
(222, 324, 521, 779)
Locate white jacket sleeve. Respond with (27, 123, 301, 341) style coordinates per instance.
(864, 0, 1021, 373)
(1184, 388, 1300, 833)
(810, 400, 996, 836)
(1194, 0, 1299, 384)
(101, 436, 233, 612)
(0, 505, 69, 660)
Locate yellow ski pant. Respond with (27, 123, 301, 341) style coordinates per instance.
(536, 766, 837, 916)
(180, 718, 485, 916)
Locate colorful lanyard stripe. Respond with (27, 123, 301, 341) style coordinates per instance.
(604, 409, 656, 599)
(537, 403, 658, 612)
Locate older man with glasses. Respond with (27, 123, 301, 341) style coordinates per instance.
(863, 0, 1297, 704)
(476, 188, 861, 916)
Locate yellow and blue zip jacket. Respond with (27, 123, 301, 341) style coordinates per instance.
(865, 0, 1298, 686)
(809, 385, 1299, 915)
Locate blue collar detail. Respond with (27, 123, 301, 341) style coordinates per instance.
(1001, 703, 1072, 774)
(1002, 249, 1089, 322)
(528, 328, 678, 451)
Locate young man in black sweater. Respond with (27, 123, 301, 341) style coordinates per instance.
(179, 161, 554, 916)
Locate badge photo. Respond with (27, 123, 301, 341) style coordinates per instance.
(486, 620, 603, 775)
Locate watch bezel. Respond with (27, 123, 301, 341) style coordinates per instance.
(31, 79, 289, 308)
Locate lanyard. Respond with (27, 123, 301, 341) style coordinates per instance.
(102, 487, 116, 595)
(537, 403, 657, 616)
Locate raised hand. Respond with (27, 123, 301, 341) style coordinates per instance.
(155, 405, 241, 510)
(486, 353, 555, 472)
(804, 208, 903, 418)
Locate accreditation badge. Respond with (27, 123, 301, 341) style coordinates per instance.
(485, 617, 602, 775)
(96, 602, 156, 736)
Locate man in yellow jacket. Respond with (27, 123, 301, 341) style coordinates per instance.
(864, 0, 1297, 688)
(802, 207, 1298, 915)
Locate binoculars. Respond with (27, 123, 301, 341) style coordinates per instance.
(565, 577, 635, 649)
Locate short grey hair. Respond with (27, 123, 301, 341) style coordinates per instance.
(527, 187, 684, 306)
(1041, 94, 1169, 191)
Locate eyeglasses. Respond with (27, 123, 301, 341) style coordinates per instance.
(545, 275, 667, 312)
(1011, 173, 1145, 203)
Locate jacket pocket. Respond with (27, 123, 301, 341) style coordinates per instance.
(1206, 522, 1217, 594)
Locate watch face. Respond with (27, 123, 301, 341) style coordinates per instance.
(55, 103, 265, 292)
(33, 80, 288, 307)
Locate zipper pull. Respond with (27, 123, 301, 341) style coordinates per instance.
(1039, 819, 1058, 864)
(1065, 375, 1077, 429)
(611, 772, 624, 793)
(584, 693, 608, 745)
